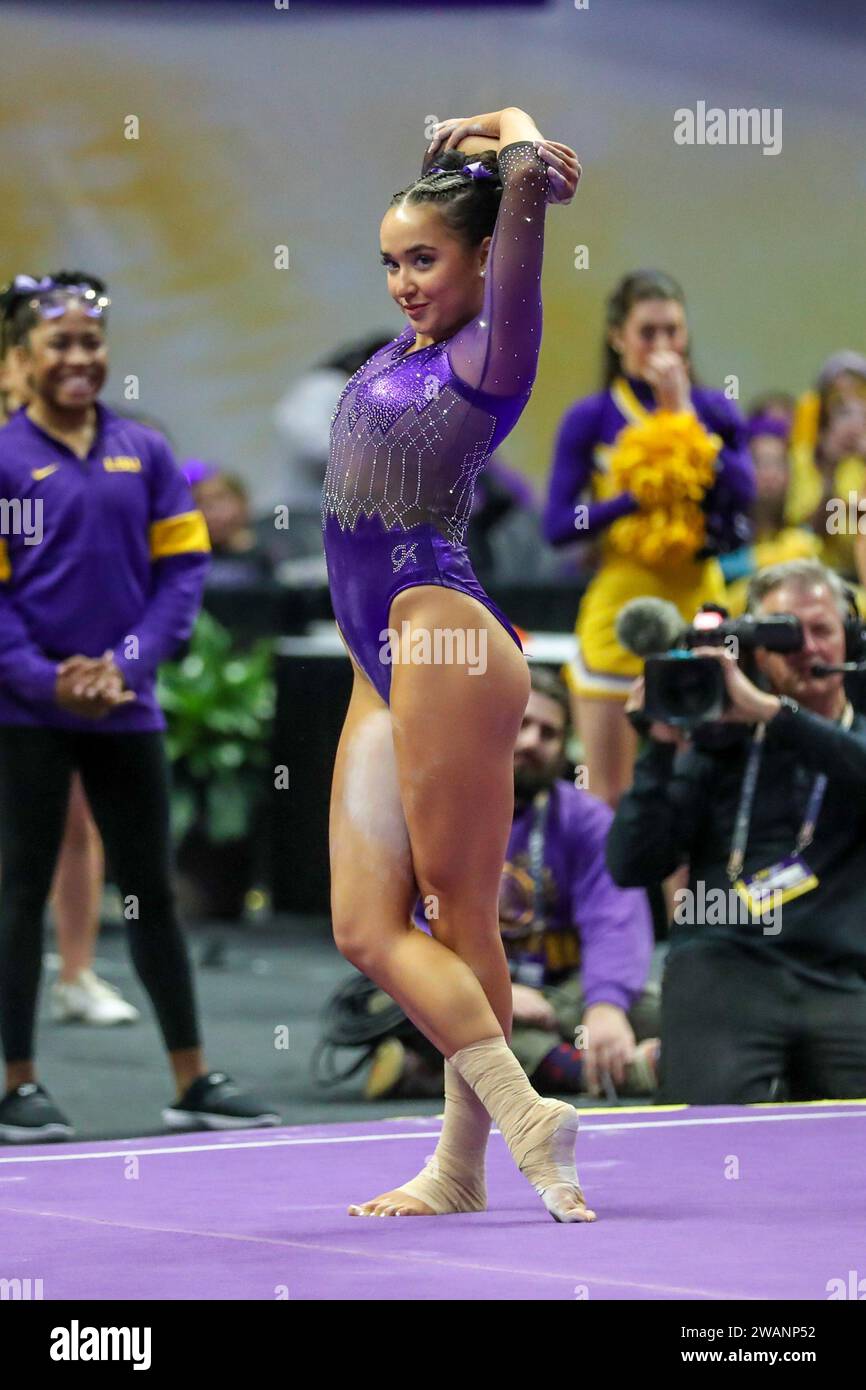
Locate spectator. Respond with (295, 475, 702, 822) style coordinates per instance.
(744, 390, 796, 434)
(365, 667, 660, 1101)
(607, 558, 866, 1104)
(722, 411, 820, 614)
(787, 351, 866, 579)
(183, 461, 274, 588)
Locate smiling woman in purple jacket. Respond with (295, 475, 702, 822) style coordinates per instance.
(0, 273, 278, 1141)
(543, 270, 755, 807)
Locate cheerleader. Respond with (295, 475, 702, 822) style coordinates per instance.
(543, 270, 754, 806)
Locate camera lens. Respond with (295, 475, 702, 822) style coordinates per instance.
(644, 654, 727, 727)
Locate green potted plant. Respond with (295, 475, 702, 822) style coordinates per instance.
(157, 610, 276, 921)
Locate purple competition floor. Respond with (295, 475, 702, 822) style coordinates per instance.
(1, 1102, 864, 1300)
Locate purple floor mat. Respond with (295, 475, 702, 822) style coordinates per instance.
(1, 1102, 864, 1300)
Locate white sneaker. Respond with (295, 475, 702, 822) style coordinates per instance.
(50, 969, 141, 1026)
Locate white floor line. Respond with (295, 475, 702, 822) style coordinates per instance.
(1, 1106, 865, 1165)
(0, 1204, 746, 1301)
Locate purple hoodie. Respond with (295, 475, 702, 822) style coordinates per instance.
(0, 403, 211, 731)
(413, 778, 652, 1008)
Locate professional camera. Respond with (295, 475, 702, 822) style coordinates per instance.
(615, 599, 803, 730)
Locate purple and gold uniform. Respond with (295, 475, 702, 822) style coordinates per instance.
(0, 403, 211, 730)
(543, 376, 755, 698)
(322, 141, 549, 704)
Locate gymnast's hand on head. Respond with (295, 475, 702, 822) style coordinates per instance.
(425, 109, 581, 205)
(534, 140, 581, 204)
(55, 650, 137, 721)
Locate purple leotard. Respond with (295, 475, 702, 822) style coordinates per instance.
(322, 140, 549, 704)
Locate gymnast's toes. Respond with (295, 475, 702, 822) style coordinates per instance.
(348, 1188, 436, 1217)
(542, 1183, 597, 1223)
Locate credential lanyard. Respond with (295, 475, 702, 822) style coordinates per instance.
(527, 790, 550, 930)
(727, 701, 854, 882)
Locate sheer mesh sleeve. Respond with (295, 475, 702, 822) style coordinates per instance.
(447, 140, 549, 398)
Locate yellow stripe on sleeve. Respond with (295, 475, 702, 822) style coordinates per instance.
(148, 510, 212, 560)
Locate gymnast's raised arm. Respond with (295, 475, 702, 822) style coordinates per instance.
(427, 109, 580, 398)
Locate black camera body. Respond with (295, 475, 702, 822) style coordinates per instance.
(642, 606, 803, 730)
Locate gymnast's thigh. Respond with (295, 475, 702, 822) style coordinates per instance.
(328, 639, 418, 950)
(386, 583, 529, 904)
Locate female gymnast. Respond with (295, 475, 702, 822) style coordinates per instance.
(543, 270, 754, 807)
(322, 109, 590, 1221)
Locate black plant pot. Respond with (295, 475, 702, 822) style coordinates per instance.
(175, 822, 255, 922)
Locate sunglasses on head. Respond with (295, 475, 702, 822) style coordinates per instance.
(11, 275, 110, 320)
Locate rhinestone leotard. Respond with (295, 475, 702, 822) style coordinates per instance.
(322, 140, 549, 704)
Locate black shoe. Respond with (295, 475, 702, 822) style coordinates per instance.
(162, 1072, 281, 1131)
(0, 1083, 74, 1144)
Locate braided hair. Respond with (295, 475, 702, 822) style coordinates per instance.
(391, 147, 503, 249)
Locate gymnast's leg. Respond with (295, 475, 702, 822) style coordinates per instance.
(391, 588, 594, 1221)
(331, 592, 596, 1221)
(329, 646, 497, 1215)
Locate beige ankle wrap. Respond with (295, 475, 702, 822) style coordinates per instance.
(397, 1060, 489, 1214)
(448, 1035, 593, 1221)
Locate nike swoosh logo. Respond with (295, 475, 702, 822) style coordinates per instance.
(31, 464, 59, 480)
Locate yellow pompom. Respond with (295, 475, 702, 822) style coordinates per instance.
(607, 412, 718, 568)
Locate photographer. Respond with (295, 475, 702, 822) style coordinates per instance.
(606, 558, 866, 1104)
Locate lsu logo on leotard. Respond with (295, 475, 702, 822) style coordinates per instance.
(103, 456, 142, 472)
(391, 543, 418, 573)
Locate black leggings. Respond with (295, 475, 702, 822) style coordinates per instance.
(0, 726, 200, 1063)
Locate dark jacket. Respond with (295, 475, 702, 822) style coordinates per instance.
(606, 703, 866, 985)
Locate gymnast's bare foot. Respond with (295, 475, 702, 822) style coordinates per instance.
(348, 1154, 487, 1216)
(540, 1183, 597, 1223)
(348, 1188, 437, 1217)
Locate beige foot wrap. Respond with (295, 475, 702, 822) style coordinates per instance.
(397, 1060, 489, 1214)
(448, 1035, 594, 1223)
